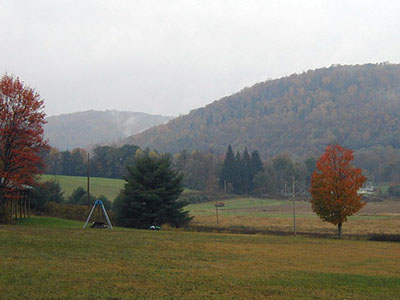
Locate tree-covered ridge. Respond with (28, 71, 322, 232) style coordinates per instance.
(123, 63, 400, 159)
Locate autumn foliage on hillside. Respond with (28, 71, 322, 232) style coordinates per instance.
(0, 75, 48, 207)
(310, 144, 366, 237)
(124, 63, 400, 159)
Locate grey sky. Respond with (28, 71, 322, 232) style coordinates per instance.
(1, 0, 400, 117)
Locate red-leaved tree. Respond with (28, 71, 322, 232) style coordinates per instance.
(310, 144, 366, 238)
(0, 74, 48, 217)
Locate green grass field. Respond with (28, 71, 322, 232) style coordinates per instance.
(187, 197, 286, 216)
(41, 174, 125, 200)
(40, 175, 195, 201)
(38, 175, 400, 235)
(0, 216, 399, 300)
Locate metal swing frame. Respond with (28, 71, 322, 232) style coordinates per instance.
(83, 200, 113, 229)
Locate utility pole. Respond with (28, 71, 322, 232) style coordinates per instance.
(215, 204, 219, 225)
(284, 181, 287, 196)
(293, 176, 296, 236)
(87, 153, 90, 208)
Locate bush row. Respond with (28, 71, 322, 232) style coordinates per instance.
(368, 234, 400, 242)
(42, 202, 115, 224)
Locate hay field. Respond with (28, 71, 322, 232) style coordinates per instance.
(187, 198, 400, 235)
(0, 217, 399, 300)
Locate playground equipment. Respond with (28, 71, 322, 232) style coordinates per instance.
(83, 200, 113, 229)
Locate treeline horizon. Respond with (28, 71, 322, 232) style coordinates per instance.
(42, 142, 400, 198)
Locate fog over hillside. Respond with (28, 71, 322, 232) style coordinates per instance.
(44, 110, 173, 150)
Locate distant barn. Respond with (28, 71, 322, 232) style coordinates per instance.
(357, 182, 375, 195)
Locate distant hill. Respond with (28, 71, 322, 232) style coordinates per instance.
(122, 63, 400, 159)
(44, 110, 173, 150)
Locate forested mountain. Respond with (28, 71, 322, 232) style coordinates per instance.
(44, 110, 172, 150)
(122, 63, 400, 160)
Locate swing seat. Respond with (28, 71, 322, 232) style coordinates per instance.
(91, 221, 107, 228)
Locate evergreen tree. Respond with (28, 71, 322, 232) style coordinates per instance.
(113, 152, 191, 228)
(242, 147, 252, 194)
(67, 187, 96, 206)
(30, 180, 65, 211)
(250, 150, 264, 175)
(220, 146, 265, 195)
(68, 187, 86, 204)
(219, 145, 236, 192)
(234, 151, 243, 194)
(250, 150, 264, 192)
(97, 195, 112, 210)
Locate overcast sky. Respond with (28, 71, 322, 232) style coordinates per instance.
(1, 0, 400, 117)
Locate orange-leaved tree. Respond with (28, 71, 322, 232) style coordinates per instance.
(0, 74, 48, 221)
(310, 144, 366, 238)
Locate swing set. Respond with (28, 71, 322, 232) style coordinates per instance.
(83, 200, 113, 229)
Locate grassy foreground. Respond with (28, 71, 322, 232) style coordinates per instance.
(1, 217, 400, 299)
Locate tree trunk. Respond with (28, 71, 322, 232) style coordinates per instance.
(338, 222, 342, 239)
(0, 188, 4, 207)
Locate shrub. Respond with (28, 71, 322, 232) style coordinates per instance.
(387, 185, 400, 197)
(369, 234, 400, 242)
(97, 195, 112, 210)
(67, 187, 97, 206)
(43, 201, 115, 223)
(43, 202, 89, 221)
(30, 180, 65, 211)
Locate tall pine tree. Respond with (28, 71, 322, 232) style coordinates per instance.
(220, 145, 236, 192)
(220, 146, 265, 195)
(250, 150, 264, 192)
(114, 152, 191, 228)
(234, 151, 243, 194)
(242, 147, 252, 194)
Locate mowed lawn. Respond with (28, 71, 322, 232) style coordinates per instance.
(41, 174, 125, 200)
(1, 217, 400, 300)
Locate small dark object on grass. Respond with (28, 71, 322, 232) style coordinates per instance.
(369, 234, 400, 242)
(91, 221, 109, 229)
(149, 225, 161, 230)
